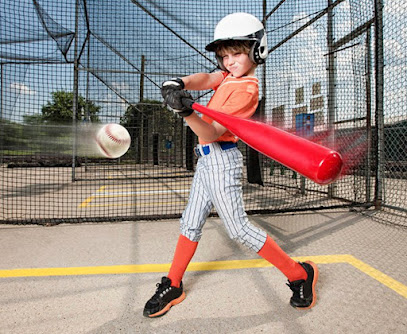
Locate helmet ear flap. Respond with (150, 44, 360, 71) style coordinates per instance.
(248, 41, 258, 64)
(249, 33, 268, 65)
(249, 41, 265, 65)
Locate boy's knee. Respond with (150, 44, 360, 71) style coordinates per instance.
(232, 224, 266, 252)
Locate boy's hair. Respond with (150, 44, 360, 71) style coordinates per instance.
(214, 40, 253, 57)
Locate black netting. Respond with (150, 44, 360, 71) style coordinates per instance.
(0, 0, 405, 227)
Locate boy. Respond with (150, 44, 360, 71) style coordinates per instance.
(143, 12, 318, 318)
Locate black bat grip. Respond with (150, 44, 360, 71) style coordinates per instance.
(182, 98, 195, 109)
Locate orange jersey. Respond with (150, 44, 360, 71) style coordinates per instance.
(199, 72, 259, 145)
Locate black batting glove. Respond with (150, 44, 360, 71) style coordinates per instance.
(163, 89, 194, 117)
(161, 78, 185, 100)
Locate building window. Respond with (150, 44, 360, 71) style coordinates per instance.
(312, 82, 321, 95)
(295, 87, 304, 104)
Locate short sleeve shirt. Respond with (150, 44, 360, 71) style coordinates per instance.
(199, 71, 259, 145)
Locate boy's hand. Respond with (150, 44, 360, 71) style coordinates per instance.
(163, 89, 194, 117)
(161, 78, 184, 99)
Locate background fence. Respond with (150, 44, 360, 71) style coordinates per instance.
(0, 0, 405, 227)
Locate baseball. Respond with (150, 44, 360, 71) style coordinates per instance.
(95, 123, 131, 159)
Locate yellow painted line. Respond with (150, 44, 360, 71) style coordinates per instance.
(1, 254, 406, 299)
(80, 193, 187, 207)
(79, 185, 190, 208)
(82, 200, 188, 208)
(103, 184, 190, 191)
(101, 187, 190, 192)
(0, 264, 171, 277)
(3, 255, 404, 299)
(345, 255, 407, 299)
(78, 195, 95, 208)
(0, 255, 354, 277)
(185, 255, 360, 271)
(90, 190, 189, 198)
(79, 185, 106, 208)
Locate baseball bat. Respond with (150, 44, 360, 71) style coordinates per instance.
(182, 98, 343, 185)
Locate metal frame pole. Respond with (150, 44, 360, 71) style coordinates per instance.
(374, 0, 384, 209)
(71, 0, 80, 182)
(365, 28, 372, 202)
(259, 0, 267, 182)
(327, 0, 337, 198)
(262, 0, 267, 105)
(83, 35, 91, 172)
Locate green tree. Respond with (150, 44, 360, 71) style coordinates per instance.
(24, 91, 101, 124)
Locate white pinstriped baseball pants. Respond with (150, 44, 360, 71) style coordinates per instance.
(180, 142, 267, 252)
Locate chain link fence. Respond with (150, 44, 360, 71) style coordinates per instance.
(0, 0, 405, 227)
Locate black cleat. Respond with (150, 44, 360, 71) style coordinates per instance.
(287, 261, 319, 309)
(143, 277, 185, 318)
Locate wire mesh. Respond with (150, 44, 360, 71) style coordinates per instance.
(0, 0, 405, 227)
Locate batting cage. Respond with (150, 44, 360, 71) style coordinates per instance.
(0, 0, 405, 227)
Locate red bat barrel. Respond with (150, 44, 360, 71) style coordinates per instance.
(189, 101, 343, 185)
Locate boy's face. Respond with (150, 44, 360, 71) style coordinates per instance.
(219, 50, 256, 77)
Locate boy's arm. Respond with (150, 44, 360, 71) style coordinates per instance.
(183, 88, 258, 142)
(182, 71, 224, 91)
(184, 113, 227, 142)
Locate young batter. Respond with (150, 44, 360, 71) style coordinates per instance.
(143, 12, 318, 318)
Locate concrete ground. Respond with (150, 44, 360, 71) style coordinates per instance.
(0, 209, 406, 334)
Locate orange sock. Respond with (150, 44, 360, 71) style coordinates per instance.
(257, 235, 307, 282)
(167, 234, 198, 288)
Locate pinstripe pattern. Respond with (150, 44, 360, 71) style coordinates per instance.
(180, 143, 267, 252)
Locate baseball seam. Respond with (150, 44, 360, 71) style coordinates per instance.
(96, 124, 130, 158)
(105, 124, 128, 145)
(95, 135, 112, 158)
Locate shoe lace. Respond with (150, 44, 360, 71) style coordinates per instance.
(286, 280, 305, 299)
(153, 278, 171, 299)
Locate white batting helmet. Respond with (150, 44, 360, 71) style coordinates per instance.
(205, 12, 268, 67)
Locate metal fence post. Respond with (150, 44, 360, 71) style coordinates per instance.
(327, 0, 337, 198)
(71, 0, 80, 182)
(374, 0, 384, 209)
(365, 27, 372, 203)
